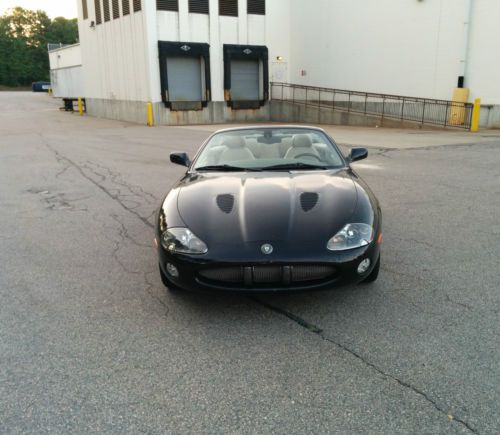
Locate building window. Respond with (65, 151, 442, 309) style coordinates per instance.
(223, 44, 269, 109)
(133, 0, 141, 12)
(122, 0, 130, 15)
(247, 0, 265, 15)
(157, 0, 178, 11)
(94, 0, 102, 24)
(189, 0, 209, 14)
(82, 0, 88, 19)
(158, 41, 211, 111)
(219, 0, 237, 16)
(103, 0, 111, 21)
(112, 0, 120, 18)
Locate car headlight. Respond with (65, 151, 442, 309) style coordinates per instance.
(327, 223, 374, 251)
(161, 227, 208, 255)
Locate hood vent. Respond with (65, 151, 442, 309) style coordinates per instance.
(216, 194, 235, 214)
(300, 192, 319, 212)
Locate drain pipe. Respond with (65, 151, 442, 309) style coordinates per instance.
(459, 0, 474, 86)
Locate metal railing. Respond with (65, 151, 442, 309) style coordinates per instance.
(271, 82, 474, 130)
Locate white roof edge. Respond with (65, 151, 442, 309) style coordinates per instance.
(48, 42, 81, 53)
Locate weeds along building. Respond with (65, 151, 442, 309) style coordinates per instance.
(49, 0, 500, 127)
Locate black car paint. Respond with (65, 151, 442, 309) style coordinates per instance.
(156, 127, 381, 292)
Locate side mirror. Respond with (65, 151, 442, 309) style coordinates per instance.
(348, 147, 368, 163)
(170, 152, 191, 167)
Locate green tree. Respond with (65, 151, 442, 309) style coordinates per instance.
(46, 17, 79, 46)
(0, 7, 78, 87)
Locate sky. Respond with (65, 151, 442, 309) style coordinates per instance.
(0, 0, 77, 18)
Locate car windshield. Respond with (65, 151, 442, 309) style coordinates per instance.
(193, 128, 345, 171)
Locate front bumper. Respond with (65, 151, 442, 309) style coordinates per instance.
(158, 239, 381, 293)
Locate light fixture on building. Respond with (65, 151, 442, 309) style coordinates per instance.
(276, 56, 284, 61)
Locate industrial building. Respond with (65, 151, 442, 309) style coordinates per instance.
(49, 0, 500, 128)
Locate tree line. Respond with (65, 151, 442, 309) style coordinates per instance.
(0, 7, 78, 87)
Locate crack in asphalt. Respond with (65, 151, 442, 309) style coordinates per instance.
(42, 138, 154, 229)
(82, 160, 159, 204)
(251, 297, 479, 434)
(41, 136, 170, 317)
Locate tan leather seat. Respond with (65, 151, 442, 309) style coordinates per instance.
(218, 136, 255, 164)
(284, 134, 320, 160)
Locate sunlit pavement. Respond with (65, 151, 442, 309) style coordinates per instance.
(0, 92, 498, 433)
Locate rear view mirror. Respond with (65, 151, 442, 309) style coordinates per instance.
(348, 148, 368, 163)
(170, 152, 191, 167)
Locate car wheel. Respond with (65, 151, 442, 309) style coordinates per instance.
(159, 263, 180, 291)
(361, 255, 380, 283)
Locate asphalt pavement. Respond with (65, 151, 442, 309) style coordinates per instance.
(0, 92, 499, 434)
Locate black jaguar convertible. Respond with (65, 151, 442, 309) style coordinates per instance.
(155, 126, 382, 292)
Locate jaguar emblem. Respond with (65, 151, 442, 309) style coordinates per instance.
(261, 244, 273, 255)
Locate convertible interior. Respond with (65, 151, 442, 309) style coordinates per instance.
(196, 131, 343, 169)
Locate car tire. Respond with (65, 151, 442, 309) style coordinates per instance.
(159, 264, 180, 291)
(361, 255, 380, 283)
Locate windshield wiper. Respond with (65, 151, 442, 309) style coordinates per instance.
(263, 162, 330, 171)
(195, 164, 262, 172)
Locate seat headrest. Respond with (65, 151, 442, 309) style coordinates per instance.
(221, 136, 246, 149)
(292, 134, 313, 148)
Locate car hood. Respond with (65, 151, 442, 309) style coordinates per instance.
(176, 170, 358, 248)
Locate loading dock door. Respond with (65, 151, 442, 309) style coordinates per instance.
(230, 60, 260, 101)
(166, 57, 202, 101)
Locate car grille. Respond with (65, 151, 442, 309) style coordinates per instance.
(198, 265, 335, 286)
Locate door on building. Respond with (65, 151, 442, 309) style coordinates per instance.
(223, 44, 269, 109)
(166, 57, 203, 102)
(230, 60, 260, 101)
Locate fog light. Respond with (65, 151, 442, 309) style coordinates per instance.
(166, 263, 179, 278)
(357, 258, 371, 275)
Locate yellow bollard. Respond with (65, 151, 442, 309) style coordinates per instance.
(470, 98, 481, 132)
(77, 97, 84, 116)
(147, 102, 154, 127)
(47, 87, 52, 96)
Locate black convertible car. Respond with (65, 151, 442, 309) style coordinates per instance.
(155, 126, 382, 292)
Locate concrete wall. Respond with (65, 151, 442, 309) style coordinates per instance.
(48, 43, 84, 98)
(50, 66, 84, 98)
(76, 0, 151, 102)
(465, 1, 500, 105)
(48, 43, 82, 69)
(288, 0, 500, 107)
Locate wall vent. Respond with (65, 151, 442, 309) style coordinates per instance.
(112, 0, 120, 18)
(189, 0, 209, 14)
(248, 0, 265, 15)
(122, 0, 130, 15)
(82, 0, 88, 19)
(103, 0, 111, 21)
(157, 0, 179, 11)
(219, 0, 238, 16)
(94, 0, 102, 24)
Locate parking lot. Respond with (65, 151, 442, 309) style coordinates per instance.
(0, 92, 499, 434)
